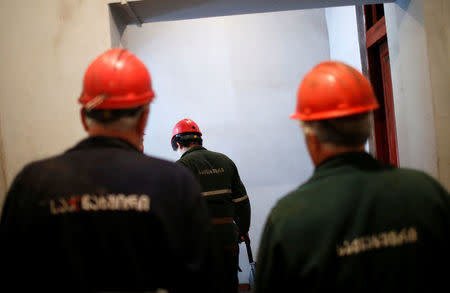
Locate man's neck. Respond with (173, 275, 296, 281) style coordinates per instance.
(88, 127, 140, 150)
(179, 144, 200, 156)
(314, 144, 365, 167)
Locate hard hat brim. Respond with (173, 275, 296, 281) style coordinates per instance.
(290, 103, 379, 121)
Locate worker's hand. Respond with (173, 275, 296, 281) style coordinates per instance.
(238, 232, 249, 243)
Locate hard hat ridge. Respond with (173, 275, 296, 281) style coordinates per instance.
(171, 119, 203, 151)
(290, 61, 379, 121)
(172, 119, 202, 138)
(79, 48, 155, 110)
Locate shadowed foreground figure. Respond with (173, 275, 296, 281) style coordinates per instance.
(0, 49, 214, 293)
(254, 61, 450, 293)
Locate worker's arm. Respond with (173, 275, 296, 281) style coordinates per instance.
(253, 213, 284, 293)
(230, 162, 250, 234)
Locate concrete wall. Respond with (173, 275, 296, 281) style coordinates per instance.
(422, 0, 450, 191)
(384, 0, 438, 179)
(0, 125, 6, 198)
(121, 9, 330, 282)
(0, 0, 114, 209)
(325, 5, 362, 71)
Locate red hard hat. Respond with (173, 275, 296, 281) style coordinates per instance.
(78, 48, 155, 110)
(172, 119, 202, 138)
(290, 61, 379, 121)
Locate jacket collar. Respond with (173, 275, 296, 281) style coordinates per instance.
(66, 136, 140, 153)
(180, 145, 206, 158)
(310, 151, 390, 182)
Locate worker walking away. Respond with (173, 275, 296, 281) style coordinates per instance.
(171, 118, 251, 293)
(254, 61, 450, 293)
(0, 49, 214, 293)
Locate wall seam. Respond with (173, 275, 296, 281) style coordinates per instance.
(0, 115, 9, 211)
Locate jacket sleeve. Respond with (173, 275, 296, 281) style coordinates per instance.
(253, 212, 284, 293)
(230, 161, 251, 233)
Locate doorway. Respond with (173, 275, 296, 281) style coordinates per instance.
(108, 1, 398, 290)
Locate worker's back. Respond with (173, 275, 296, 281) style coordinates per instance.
(1, 136, 212, 292)
(177, 144, 250, 293)
(178, 146, 246, 220)
(257, 152, 450, 292)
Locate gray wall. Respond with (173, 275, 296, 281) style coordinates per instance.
(325, 5, 362, 71)
(384, 1, 438, 177)
(121, 8, 330, 282)
(0, 0, 114, 212)
(422, 0, 450, 191)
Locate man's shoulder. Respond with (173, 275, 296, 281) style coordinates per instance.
(270, 166, 449, 220)
(16, 148, 195, 184)
(268, 185, 309, 221)
(389, 166, 435, 180)
(145, 155, 198, 178)
(263, 185, 317, 242)
(181, 147, 231, 162)
(209, 149, 231, 159)
(203, 149, 236, 165)
(387, 166, 449, 195)
(16, 152, 68, 176)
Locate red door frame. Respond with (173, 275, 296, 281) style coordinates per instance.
(364, 5, 399, 166)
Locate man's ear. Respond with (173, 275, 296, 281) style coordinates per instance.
(136, 107, 150, 136)
(80, 109, 89, 131)
(309, 133, 321, 153)
(176, 142, 182, 151)
(304, 132, 321, 167)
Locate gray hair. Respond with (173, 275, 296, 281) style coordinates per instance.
(301, 113, 372, 147)
(84, 105, 148, 132)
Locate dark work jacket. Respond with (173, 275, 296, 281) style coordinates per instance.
(254, 152, 450, 293)
(0, 136, 214, 293)
(177, 146, 250, 244)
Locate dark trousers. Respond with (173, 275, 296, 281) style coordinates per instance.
(222, 243, 239, 293)
(211, 223, 240, 293)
